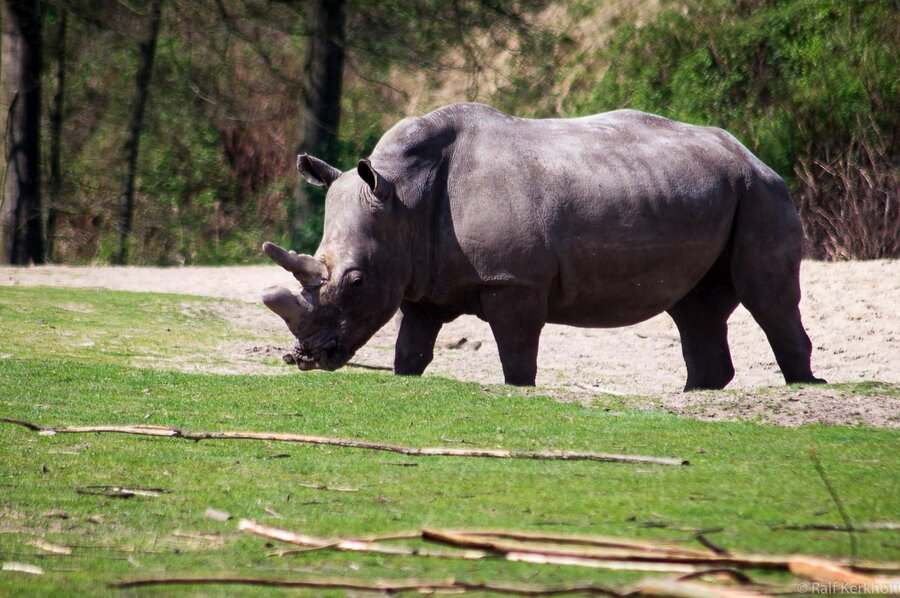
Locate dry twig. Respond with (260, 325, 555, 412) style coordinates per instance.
(788, 557, 900, 594)
(807, 449, 858, 563)
(111, 575, 621, 595)
(454, 529, 712, 556)
(238, 519, 489, 561)
(0, 418, 687, 466)
(239, 520, 703, 573)
(422, 529, 787, 569)
(633, 578, 768, 598)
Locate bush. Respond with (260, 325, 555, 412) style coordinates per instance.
(566, 0, 898, 259)
(796, 118, 898, 260)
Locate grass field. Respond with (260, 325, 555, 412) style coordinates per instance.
(1, 286, 898, 596)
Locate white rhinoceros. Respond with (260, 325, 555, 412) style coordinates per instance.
(262, 103, 824, 389)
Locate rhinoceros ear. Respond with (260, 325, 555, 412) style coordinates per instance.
(262, 241, 328, 288)
(297, 154, 342, 188)
(357, 159, 392, 203)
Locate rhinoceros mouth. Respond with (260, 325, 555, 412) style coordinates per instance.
(290, 337, 354, 372)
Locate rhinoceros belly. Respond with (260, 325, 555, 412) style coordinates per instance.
(544, 181, 737, 327)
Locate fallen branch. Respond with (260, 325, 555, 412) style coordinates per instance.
(238, 519, 489, 562)
(239, 520, 701, 573)
(239, 520, 900, 576)
(633, 578, 768, 598)
(453, 529, 713, 557)
(110, 575, 622, 595)
(773, 522, 900, 532)
(505, 552, 700, 573)
(422, 529, 790, 569)
(75, 485, 170, 499)
(788, 557, 900, 594)
(675, 569, 754, 585)
(296, 482, 358, 492)
(695, 534, 729, 556)
(1, 562, 44, 575)
(0, 418, 687, 466)
(424, 529, 900, 574)
(807, 449, 858, 563)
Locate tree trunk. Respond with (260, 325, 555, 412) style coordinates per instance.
(46, 8, 65, 262)
(290, 0, 345, 249)
(1, 0, 44, 265)
(114, 0, 163, 265)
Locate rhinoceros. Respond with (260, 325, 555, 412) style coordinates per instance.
(262, 103, 824, 390)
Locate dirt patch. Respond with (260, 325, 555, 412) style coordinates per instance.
(2, 261, 898, 427)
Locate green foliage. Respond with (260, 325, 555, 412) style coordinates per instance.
(564, 0, 897, 189)
(41, 0, 898, 263)
(0, 285, 899, 594)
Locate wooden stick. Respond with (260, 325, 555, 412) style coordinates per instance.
(238, 520, 702, 573)
(773, 522, 900, 532)
(453, 529, 714, 557)
(0, 418, 687, 466)
(788, 556, 900, 593)
(110, 575, 622, 595)
(422, 529, 885, 572)
(240, 520, 900, 584)
(505, 552, 700, 573)
(471, 532, 900, 577)
(237, 519, 489, 561)
(423, 529, 767, 567)
(634, 578, 769, 598)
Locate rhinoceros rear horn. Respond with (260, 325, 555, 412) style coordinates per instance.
(262, 242, 327, 288)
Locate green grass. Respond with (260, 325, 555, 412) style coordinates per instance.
(1, 286, 898, 596)
(0, 285, 276, 372)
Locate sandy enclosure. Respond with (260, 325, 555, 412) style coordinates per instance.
(2, 260, 898, 427)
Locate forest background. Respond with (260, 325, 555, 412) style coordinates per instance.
(1, 0, 896, 266)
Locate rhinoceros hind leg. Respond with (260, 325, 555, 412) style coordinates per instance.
(668, 277, 739, 391)
(734, 276, 823, 385)
(480, 286, 547, 386)
(730, 185, 824, 385)
(394, 300, 456, 376)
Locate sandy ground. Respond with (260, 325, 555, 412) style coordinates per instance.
(2, 261, 898, 427)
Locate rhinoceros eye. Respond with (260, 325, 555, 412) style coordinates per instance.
(346, 271, 364, 288)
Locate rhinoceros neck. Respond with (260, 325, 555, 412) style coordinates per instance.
(369, 114, 467, 302)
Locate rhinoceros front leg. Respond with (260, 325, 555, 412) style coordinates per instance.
(480, 286, 547, 386)
(394, 300, 454, 376)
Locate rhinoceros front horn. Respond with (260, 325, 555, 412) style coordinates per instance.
(262, 242, 327, 288)
(261, 285, 311, 333)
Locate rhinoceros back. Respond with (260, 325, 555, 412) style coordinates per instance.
(378, 104, 783, 327)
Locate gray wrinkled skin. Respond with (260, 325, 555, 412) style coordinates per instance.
(263, 103, 825, 390)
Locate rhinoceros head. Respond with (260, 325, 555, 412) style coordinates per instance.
(261, 154, 408, 371)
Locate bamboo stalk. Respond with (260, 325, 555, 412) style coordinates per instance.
(0, 418, 687, 466)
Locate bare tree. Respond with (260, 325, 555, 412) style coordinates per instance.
(1, 0, 44, 264)
(114, 0, 163, 265)
(290, 0, 345, 247)
(45, 6, 66, 262)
